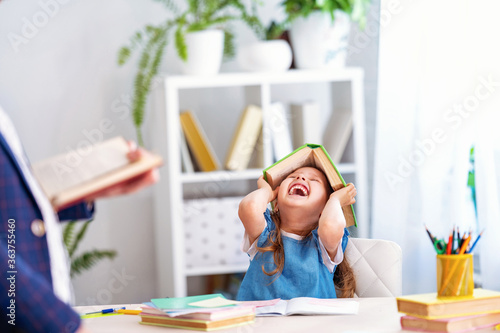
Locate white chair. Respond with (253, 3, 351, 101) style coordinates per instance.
(344, 238, 402, 297)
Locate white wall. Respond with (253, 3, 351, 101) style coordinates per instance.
(0, 0, 379, 304)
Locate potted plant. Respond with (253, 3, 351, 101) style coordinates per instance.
(118, 0, 263, 146)
(237, 20, 293, 72)
(282, 0, 371, 69)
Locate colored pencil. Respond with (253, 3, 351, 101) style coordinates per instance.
(466, 229, 484, 254)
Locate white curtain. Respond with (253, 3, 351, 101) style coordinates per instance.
(374, 0, 500, 294)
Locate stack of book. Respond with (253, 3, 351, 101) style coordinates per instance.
(396, 288, 500, 332)
(139, 294, 256, 331)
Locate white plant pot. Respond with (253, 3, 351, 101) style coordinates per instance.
(237, 40, 292, 72)
(180, 29, 224, 75)
(289, 10, 350, 70)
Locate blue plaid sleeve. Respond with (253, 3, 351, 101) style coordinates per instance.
(57, 202, 95, 222)
(0, 239, 81, 333)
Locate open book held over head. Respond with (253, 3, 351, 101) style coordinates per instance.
(32, 136, 163, 210)
(263, 143, 357, 227)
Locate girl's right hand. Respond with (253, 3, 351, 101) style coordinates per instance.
(257, 176, 279, 203)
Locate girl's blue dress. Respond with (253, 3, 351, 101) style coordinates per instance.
(236, 209, 349, 301)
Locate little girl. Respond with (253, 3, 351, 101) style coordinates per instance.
(236, 166, 357, 301)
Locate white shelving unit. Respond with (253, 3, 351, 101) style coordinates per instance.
(151, 68, 368, 298)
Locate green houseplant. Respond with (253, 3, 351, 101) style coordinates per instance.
(118, 0, 263, 146)
(281, 0, 371, 69)
(282, 0, 371, 28)
(63, 220, 117, 277)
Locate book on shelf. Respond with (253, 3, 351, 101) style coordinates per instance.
(255, 297, 359, 316)
(224, 104, 263, 171)
(180, 129, 195, 173)
(290, 101, 322, 149)
(263, 143, 357, 227)
(268, 102, 293, 161)
(396, 289, 500, 320)
(180, 110, 220, 172)
(400, 312, 500, 333)
(32, 136, 163, 210)
(323, 109, 353, 164)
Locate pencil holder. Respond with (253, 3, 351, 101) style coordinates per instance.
(436, 254, 474, 298)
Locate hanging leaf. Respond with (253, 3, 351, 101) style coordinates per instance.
(71, 250, 117, 278)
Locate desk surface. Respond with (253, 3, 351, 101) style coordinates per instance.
(75, 298, 496, 333)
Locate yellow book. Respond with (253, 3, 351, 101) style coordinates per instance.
(396, 289, 500, 320)
(400, 312, 500, 332)
(224, 105, 263, 171)
(139, 314, 255, 331)
(180, 111, 219, 172)
(263, 144, 356, 227)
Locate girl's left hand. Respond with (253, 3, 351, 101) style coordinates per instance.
(331, 183, 356, 207)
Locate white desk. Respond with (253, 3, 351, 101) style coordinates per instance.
(73, 297, 496, 332)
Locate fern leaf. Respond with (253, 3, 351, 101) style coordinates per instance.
(117, 47, 131, 66)
(70, 250, 117, 278)
(223, 29, 235, 60)
(68, 220, 92, 258)
(175, 26, 188, 61)
(63, 220, 77, 249)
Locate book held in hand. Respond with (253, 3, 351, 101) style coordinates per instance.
(32, 136, 163, 210)
(263, 143, 357, 227)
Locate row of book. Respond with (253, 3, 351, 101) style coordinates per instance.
(179, 101, 353, 173)
(396, 288, 500, 332)
(139, 293, 359, 331)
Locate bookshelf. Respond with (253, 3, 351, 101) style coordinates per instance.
(151, 68, 368, 298)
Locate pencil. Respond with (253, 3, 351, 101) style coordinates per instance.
(446, 230, 453, 255)
(466, 229, 484, 254)
(116, 309, 142, 315)
(424, 225, 435, 245)
(458, 234, 472, 255)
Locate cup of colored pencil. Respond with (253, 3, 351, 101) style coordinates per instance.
(425, 225, 484, 298)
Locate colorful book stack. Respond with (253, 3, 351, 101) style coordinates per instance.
(397, 289, 500, 332)
(139, 294, 256, 331)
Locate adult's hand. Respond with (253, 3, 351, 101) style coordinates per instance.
(82, 141, 159, 202)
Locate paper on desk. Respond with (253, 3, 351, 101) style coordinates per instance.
(188, 297, 239, 308)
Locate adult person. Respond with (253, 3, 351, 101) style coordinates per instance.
(0, 105, 159, 332)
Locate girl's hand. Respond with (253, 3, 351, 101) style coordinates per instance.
(331, 183, 356, 207)
(257, 175, 279, 204)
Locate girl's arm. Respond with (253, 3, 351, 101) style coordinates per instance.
(239, 176, 279, 245)
(318, 183, 357, 259)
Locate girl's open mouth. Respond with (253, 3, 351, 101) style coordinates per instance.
(288, 183, 309, 196)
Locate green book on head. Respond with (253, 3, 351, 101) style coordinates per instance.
(263, 143, 357, 227)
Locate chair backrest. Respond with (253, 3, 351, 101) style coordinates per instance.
(344, 238, 402, 297)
